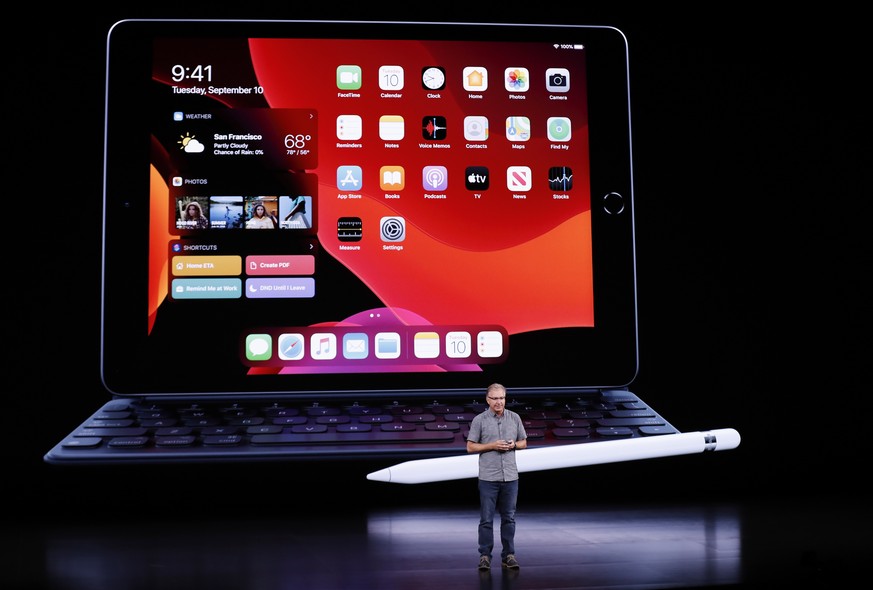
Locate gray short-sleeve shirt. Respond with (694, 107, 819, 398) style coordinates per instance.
(467, 408, 527, 482)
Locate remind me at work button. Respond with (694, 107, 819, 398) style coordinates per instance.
(172, 278, 242, 299)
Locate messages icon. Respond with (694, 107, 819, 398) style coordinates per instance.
(245, 334, 272, 361)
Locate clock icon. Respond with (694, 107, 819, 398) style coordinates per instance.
(422, 66, 446, 90)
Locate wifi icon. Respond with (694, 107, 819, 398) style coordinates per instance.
(553, 44, 560, 49)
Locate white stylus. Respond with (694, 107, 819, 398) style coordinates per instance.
(366, 428, 741, 484)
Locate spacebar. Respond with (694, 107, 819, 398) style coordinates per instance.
(251, 430, 456, 445)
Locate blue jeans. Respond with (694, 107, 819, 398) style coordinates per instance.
(477, 479, 519, 559)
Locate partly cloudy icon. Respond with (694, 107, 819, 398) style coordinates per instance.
(178, 132, 205, 153)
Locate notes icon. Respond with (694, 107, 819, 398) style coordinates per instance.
(413, 332, 440, 359)
(379, 115, 405, 141)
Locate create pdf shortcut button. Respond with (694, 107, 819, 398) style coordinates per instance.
(246, 255, 315, 275)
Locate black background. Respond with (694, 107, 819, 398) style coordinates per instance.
(9, 6, 869, 588)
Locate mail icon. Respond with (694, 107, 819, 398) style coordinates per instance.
(343, 333, 368, 359)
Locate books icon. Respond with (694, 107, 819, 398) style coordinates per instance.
(380, 166, 405, 190)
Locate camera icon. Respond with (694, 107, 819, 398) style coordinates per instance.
(546, 68, 570, 93)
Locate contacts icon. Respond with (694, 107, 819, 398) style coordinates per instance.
(464, 116, 489, 141)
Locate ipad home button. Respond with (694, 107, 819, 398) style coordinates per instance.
(603, 192, 625, 214)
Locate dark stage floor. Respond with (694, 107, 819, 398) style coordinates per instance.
(7, 457, 866, 590)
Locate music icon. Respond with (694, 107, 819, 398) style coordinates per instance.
(310, 333, 337, 360)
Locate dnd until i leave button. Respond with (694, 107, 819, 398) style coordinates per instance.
(245, 277, 315, 298)
(172, 278, 242, 299)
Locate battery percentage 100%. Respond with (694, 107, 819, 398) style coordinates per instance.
(285, 133, 312, 156)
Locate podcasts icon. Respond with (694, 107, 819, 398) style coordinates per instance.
(422, 166, 448, 191)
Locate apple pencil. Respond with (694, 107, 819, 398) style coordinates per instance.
(367, 428, 740, 484)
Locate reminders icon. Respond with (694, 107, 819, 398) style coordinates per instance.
(478, 331, 503, 358)
(375, 332, 401, 359)
(414, 331, 440, 359)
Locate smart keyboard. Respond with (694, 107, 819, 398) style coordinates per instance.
(49, 390, 680, 463)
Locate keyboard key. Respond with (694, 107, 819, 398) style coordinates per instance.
(360, 415, 394, 423)
(155, 435, 197, 447)
(86, 419, 135, 428)
(203, 434, 243, 445)
(247, 425, 283, 434)
(108, 436, 150, 447)
(551, 427, 591, 439)
(337, 424, 373, 433)
(78, 427, 148, 437)
(608, 409, 656, 418)
(639, 426, 675, 435)
(426, 422, 460, 431)
(596, 426, 634, 437)
(156, 427, 193, 436)
(317, 415, 351, 425)
(401, 414, 436, 423)
(62, 437, 102, 449)
(597, 417, 665, 427)
(380, 423, 416, 432)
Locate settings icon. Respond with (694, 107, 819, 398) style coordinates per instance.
(380, 216, 406, 242)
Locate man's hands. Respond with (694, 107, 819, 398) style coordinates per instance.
(495, 439, 516, 452)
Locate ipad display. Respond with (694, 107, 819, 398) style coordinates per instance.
(102, 20, 637, 396)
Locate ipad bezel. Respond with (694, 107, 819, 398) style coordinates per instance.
(100, 19, 638, 398)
